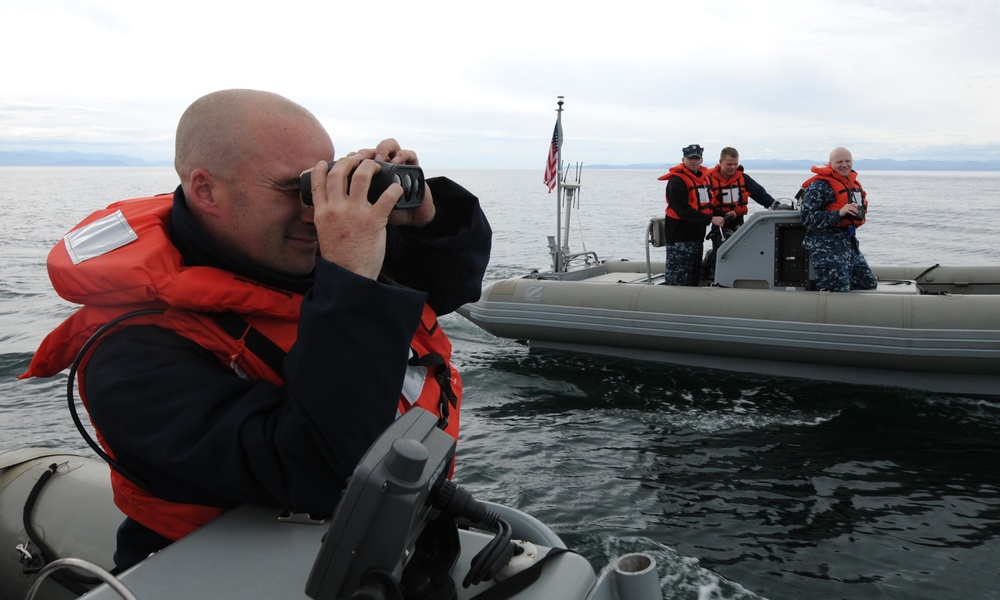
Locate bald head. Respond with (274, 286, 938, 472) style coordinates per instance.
(829, 147, 852, 163)
(174, 89, 330, 191)
(829, 147, 853, 177)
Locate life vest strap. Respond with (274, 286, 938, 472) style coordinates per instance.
(409, 351, 458, 430)
(209, 312, 287, 380)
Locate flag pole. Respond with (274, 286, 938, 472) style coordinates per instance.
(554, 96, 564, 272)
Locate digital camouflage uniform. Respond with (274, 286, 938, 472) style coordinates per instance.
(660, 155, 714, 287)
(664, 241, 704, 286)
(801, 180, 878, 292)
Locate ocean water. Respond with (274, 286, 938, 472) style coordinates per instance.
(2, 166, 1000, 600)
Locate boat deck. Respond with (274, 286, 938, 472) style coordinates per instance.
(574, 267, 921, 294)
(581, 271, 657, 285)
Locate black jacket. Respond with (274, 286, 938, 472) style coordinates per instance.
(665, 172, 713, 244)
(85, 178, 491, 569)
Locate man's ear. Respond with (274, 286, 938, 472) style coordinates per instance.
(186, 168, 224, 217)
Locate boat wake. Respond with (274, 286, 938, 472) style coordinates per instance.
(595, 535, 765, 600)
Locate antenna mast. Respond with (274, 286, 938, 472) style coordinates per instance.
(553, 96, 564, 272)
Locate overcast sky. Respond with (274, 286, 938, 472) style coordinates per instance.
(2, 0, 998, 168)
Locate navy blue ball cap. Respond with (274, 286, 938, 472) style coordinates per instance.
(682, 144, 704, 158)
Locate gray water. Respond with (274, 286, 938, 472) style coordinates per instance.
(2, 167, 1000, 600)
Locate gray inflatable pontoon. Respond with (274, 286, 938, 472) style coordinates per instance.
(0, 409, 662, 600)
(459, 206, 1000, 396)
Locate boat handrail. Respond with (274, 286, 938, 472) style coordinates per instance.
(547, 235, 600, 272)
(645, 217, 666, 283)
(563, 250, 601, 270)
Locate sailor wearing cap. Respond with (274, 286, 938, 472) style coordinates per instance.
(656, 144, 726, 286)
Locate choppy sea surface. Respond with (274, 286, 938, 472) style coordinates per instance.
(2, 167, 1000, 600)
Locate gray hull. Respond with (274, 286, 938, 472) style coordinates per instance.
(460, 211, 1000, 396)
(0, 443, 661, 600)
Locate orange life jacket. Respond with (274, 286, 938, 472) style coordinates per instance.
(20, 195, 462, 541)
(800, 165, 867, 228)
(707, 164, 750, 216)
(658, 164, 713, 219)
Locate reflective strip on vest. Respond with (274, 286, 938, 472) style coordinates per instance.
(400, 361, 428, 407)
(63, 210, 138, 265)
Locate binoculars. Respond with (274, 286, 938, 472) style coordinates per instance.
(300, 160, 424, 209)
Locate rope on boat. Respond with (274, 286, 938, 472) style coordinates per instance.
(24, 558, 139, 600)
(21, 463, 103, 595)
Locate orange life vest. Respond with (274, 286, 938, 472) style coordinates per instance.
(658, 164, 713, 219)
(20, 195, 462, 541)
(800, 165, 868, 228)
(707, 164, 750, 216)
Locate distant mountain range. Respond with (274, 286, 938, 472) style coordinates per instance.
(590, 159, 1000, 171)
(2, 150, 999, 171)
(0, 150, 171, 167)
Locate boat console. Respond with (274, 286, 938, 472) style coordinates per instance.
(305, 408, 460, 599)
(645, 206, 817, 290)
(712, 206, 814, 290)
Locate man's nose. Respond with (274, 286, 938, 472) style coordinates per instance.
(300, 204, 315, 224)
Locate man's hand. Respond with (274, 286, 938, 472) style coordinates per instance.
(839, 204, 861, 218)
(350, 139, 436, 228)
(308, 156, 397, 280)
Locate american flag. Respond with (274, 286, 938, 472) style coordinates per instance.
(543, 119, 561, 192)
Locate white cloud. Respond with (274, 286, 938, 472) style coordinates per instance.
(1, 0, 998, 167)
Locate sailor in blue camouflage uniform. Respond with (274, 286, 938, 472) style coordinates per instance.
(658, 144, 725, 286)
(800, 147, 878, 292)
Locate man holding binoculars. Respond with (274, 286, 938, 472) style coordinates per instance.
(21, 88, 492, 570)
(799, 146, 877, 292)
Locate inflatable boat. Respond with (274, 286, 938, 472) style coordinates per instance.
(0, 409, 662, 600)
(459, 203, 1000, 397)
